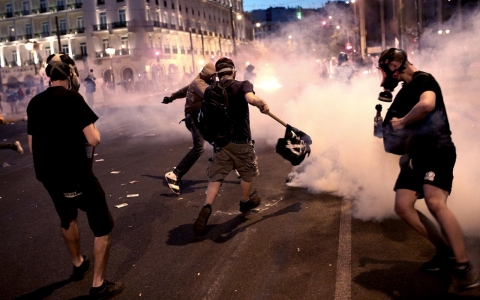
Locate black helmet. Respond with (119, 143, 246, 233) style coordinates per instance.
(338, 52, 348, 66)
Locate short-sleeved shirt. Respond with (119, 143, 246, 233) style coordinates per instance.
(222, 79, 254, 142)
(27, 86, 98, 185)
(385, 71, 454, 156)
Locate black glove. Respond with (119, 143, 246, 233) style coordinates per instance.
(162, 96, 172, 104)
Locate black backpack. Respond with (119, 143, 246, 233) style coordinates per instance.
(197, 80, 236, 146)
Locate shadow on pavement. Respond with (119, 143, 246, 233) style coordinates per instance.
(166, 202, 302, 246)
(355, 257, 480, 299)
(14, 278, 72, 300)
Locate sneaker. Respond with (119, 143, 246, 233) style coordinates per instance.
(14, 141, 23, 154)
(89, 280, 123, 300)
(239, 191, 262, 213)
(70, 255, 90, 282)
(453, 263, 480, 290)
(193, 204, 212, 236)
(165, 171, 181, 194)
(421, 249, 455, 272)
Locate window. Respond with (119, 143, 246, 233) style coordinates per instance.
(22, 1, 29, 14)
(45, 46, 51, 55)
(6, 3, 12, 13)
(77, 17, 84, 29)
(8, 26, 14, 36)
(119, 9, 126, 22)
(146, 9, 150, 21)
(99, 12, 107, 25)
(25, 24, 32, 36)
(59, 19, 66, 31)
(62, 44, 69, 54)
(102, 38, 109, 50)
(40, 0, 47, 9)
(171, 3, 174, 9)
(80, 43, 87, 55)
(12, 50, 18, 63)
(156, 11, 160, 22)
(57, 0, 65, 9)
(42, 22, 49, 34)
(121, 36, 129, 49)
(164, 0, 167, 7)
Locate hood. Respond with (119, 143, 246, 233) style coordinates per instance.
(199, 62, 216, 81)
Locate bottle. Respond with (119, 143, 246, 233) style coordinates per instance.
(374, 104, 383, 138)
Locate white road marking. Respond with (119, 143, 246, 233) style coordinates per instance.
(335, 197, 352, 300)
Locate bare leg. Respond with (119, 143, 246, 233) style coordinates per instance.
(240, 180, 252, 201)
(394, 189, 448, 248)
(423, 184, 468, 263)
(92, 234, 112, 287)
(204, 181, 222, 206)
(61, 219, 84, 267)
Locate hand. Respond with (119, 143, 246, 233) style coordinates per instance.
(259, 104, 269, 114)
(162, 96, 172, 104)
(391, 117, 404, 131)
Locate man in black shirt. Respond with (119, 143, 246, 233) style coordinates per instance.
(27, 53, 123, 299)
(378, 48, 478, 290)
(193, 57, 270, 236)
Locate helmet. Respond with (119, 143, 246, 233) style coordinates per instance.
(337, 52, 348, 66)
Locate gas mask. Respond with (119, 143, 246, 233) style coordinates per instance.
(47, 53, 81, 92)
(377, 48, 407, 102)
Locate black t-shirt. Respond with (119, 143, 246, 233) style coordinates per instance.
(27, 86, 98, 184)
(223, 79, 254, 141)
(385, 71, 453, 152)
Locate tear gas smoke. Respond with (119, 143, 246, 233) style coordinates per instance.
(95, 9, 480, 236)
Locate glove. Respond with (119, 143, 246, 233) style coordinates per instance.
(399, 154, 412, 169)
(162, 96, 172, 104)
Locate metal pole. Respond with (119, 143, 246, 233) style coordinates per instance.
(230, 6, 236, 56)
(55, 16, 61, 52)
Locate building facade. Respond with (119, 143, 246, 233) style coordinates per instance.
(0, 0, 248, 93)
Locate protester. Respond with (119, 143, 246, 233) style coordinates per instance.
(244, 64, 256, 84)
(377, 48, 479, 290)
(84, 73, 96, 107)
(26, 53, 123, 299)
(162, 63, 216, 194)
(6, 91, 18, 115)
(334, 52, 354, 85)
(192, 57, 270, 236)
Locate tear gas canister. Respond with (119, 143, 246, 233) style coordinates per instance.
(374, 104, 383, 138)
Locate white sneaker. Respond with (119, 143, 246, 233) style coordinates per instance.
(165, 171, 181, 194)
(14, 141, 24, 154)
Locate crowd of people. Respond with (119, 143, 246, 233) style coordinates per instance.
(10, 47, 478, 299)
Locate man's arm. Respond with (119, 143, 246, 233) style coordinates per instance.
(83, 124, 101, 147)
(245, 92, 269, 114)
(191, 79, 209, 98)
(28, 134, 33, 154)
(391, 91, 436, 130)
(170, 85, 189, 101)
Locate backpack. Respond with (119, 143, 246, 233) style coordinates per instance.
(197, 80, 236, 146)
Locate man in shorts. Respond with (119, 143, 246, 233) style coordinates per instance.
(193, 57, 270, 236)
(27, 53, 123, 299)
(378, 48, 478, 290)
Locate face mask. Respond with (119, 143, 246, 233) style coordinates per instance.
(48, 54, 80, 92)
(377, 48, 407, 102)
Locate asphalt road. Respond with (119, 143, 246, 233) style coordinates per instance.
(1, 104, 480, 300)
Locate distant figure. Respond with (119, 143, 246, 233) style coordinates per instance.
(6, 92, 18, 115)
(84, 75, 96, 107)
(244, 64, 257, 84)
(459, 47, 470, 76)
(334, 52, 354, 85)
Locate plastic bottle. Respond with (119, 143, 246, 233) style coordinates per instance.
(374, 104, 383, 138)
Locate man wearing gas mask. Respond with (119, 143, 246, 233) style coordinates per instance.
(162, 62, 217, 194)
(26, 53, 123, 299)
(377, 48, 479, 290)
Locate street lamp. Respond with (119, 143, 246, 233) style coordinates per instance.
(24, 40, 38, 74)
(105, 47, 115, 89)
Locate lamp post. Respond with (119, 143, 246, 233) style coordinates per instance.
(105, 47, 115, 89)
(24, 40, 38, 75)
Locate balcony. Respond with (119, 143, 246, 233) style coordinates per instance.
(0, 36, 16, 42)
(117, 49, 129, 55)
(16, 34, 34, 41)
(73, 53, 88, 60)
(97, 0, 105, 5)
(15, 10, 31, 17)
(69, 27, 85, 34)
(111, 21, 128, 29)
(169, 24, 176, 29)
(52, 29, 68, 36)
(34, 32, 51, 38)
(68, 2, 83, 9)
(93, 24, 108, 31)
(153, 21, 161, 27)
